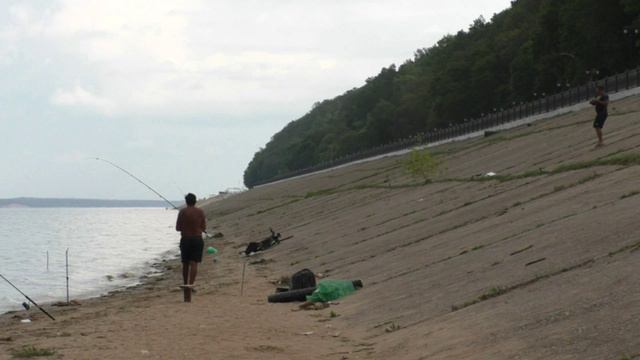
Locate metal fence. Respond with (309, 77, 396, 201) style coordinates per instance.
(254, 66, 640, 187)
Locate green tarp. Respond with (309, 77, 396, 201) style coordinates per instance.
(306, 280, 356, 302)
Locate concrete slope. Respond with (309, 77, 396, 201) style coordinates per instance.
(203, 95, 640, 360)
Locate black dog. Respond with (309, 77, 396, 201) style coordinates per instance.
(244, 228, 281, 256)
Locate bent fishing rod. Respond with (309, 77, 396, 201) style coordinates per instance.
(0, 273, 55, 321)
(94, 157, 179, 209)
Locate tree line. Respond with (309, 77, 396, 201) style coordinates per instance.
(244, 0, 640, 188)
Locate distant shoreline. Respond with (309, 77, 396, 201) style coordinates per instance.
(0, 197, 183, 208)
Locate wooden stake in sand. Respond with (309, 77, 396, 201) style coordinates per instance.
(65, 249, 70, 304)
(180, 285, 193, 302)
(240, 261, 247, 296)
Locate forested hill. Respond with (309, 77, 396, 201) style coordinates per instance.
(244, 0, 640, 188)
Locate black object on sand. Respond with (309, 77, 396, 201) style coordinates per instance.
(267, 287, 316, 303)
(290, 269, 316, 290)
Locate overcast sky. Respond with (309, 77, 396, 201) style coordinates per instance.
(0, 0, 511, 200)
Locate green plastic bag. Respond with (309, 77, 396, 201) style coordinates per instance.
(306, 280, 356, 302)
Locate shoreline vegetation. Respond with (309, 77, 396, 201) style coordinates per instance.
(1, 95, 640, 358)
(243, 0, 640, 187)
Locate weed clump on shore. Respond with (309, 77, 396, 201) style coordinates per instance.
(11, 345, 56, 358)
(404, 149, 441, 184)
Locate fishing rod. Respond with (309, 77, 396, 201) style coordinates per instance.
(0, 273, 55, 321)
(94, 157, 179, 209)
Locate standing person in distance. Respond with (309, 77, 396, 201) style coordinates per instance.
(176, 193, 206, 300)
(590, 85, 609, 148)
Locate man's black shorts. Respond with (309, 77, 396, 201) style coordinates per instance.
(593, 113, 608, 129)
(180, 236, 204, 263)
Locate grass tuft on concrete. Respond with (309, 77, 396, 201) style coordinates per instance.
(11, 345, 56, 358)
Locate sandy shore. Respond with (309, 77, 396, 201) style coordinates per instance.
(3, 94, 640, 359)
(0, 227, 367, 359)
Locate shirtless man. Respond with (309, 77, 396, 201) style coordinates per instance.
(590, 85, 610, 148)
(175, 193, 206, 301)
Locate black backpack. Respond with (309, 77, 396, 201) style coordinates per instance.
(291, 269, 316, 290)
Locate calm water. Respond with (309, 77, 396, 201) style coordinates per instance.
(0, 208, 179, 314)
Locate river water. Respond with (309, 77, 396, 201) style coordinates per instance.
(0, 207, 178, 314)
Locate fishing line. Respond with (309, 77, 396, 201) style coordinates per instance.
(94, 157, 179, 209)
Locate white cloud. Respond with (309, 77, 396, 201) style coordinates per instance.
(0, 0, 514, 198)
(50, 86, 116, 114)
(47, 0, 194, 63)
(2, 0, 511, 120)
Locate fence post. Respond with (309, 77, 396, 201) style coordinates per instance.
(578, 85, 582, 101)
(585, 84, 590, 100)
(626, 69, 630, 89)
(530, 102, 533, 116)
(545, 97, 548, 112)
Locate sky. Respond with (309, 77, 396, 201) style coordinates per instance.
(0, 0, 512, 200)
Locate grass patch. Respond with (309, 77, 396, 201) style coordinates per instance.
(608, 239, 640, 257)
(351, 182, 425, 190)
(510, 245, 533, 256)
(451, 258, 595, 312)
(449, 153, 638, 185)
(249, 198, 302, 216)
(450, 168, 548, 183)
(619, 355, 640, 360)
(478, 286, 507, 301)
(404, 148, 442, 182)
(521, 173, 601, 205)
(552, 153, 640, 173)
(304, 187, 338, 198)
(11, 346, 56, 358)
(620, 191, 640, 200)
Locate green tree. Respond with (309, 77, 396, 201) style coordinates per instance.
(243, 0, 640, 188)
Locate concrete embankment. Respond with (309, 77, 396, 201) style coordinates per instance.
(202, 94, 640, 359)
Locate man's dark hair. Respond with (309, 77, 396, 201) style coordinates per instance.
(185, 193, 197, 206)
(596, 85, 605, 91)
